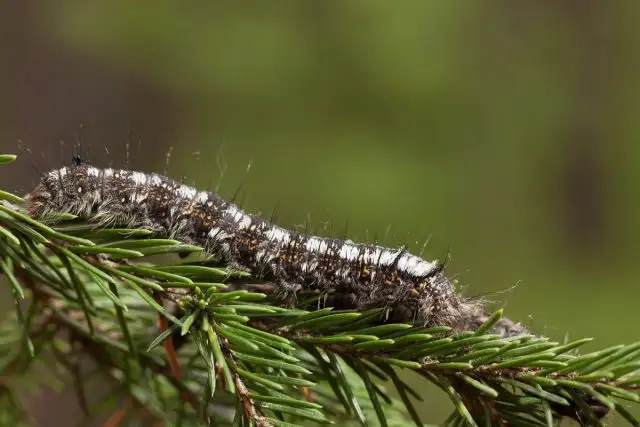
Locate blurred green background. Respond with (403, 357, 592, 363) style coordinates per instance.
(1, 1, 639, 425)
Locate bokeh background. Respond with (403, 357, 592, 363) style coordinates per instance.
(1, 1, 639, 425)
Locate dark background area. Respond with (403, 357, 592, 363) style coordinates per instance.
(0, 2, 638, 425)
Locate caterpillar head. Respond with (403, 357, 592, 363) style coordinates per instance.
(27, 164, 96, 220)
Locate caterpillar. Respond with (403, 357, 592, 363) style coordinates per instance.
(26, 155, 525, 334)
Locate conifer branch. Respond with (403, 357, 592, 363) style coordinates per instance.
(0, 154, 638, 426)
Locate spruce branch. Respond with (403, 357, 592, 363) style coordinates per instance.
(0, 154, 638, 426)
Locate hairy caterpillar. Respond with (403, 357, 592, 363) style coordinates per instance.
(27, 156, 524, 334)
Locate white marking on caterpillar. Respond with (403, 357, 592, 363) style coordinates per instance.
(131, 171, 148, 185)
(397, 254, 438, 277)
(196, 191, 209, 203)
(305, 237, 328, 254)
(177, 185, 197, 199)
(265, 226, 290, 245)
(338, 243, 359, 262)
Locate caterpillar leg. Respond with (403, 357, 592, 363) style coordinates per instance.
(273, 281, 303, 308)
